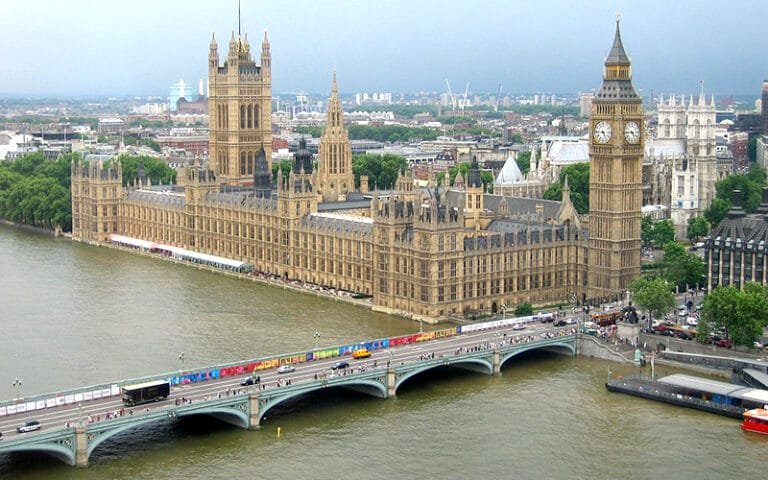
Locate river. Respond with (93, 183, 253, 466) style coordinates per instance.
(0, 225, 765, 479)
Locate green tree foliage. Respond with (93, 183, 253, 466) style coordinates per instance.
(480, 171, 494, 192)
(516, 150, 531, 174)
(0, 152, 76, 231)
(641, 217, 676, 248)
(509, 133, 524, 144)
(704, 165, 767, 224)
(271, 159, 292, 183)
(514, 303, 533, 316)
(630, 276, 675, 323)
(660, 241, 705, 288)
(542, 162, 589, 214)
(686, 216, 710, 242)
(699, 283, 768, 347)
(293, 127, 322, 138)
(352, 154, 407, 190)
(448, 162, 470, 185)
(641, 215, 655, 249)
(654, 220, 676, 245)
(347, 125, 440, 143)
(704, 197, 730, 226)
(118, 155, 176, 186)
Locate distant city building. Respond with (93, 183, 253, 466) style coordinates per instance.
(579, 92, 594, 117)
(97, 118, 125, 134)
(756, 135, 768, 169)
(644, 90, 725, 238)
(762, 80, 768, 134)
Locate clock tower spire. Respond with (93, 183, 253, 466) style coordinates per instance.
(587, 18, 644, 302)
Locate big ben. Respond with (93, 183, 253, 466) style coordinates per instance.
(587, 19, 644, 301)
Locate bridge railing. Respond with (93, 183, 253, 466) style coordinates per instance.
(0, 322, 574, 417)
(0, 325, 458, 416)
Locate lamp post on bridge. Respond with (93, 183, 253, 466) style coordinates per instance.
(12, 377, 22, 401)
(313, 331, 320, 349)
(178, 352, 185, 374)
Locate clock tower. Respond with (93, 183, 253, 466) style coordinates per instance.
(587, 19, 644, 302)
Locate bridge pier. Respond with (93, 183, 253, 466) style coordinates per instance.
(75, 426, 88, 468)
(386, 367, 396, 398)
(492, 350, 501, 375)
(247, 392, 262, 430)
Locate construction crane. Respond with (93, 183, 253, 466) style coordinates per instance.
(494, 84, 503, 112)
(444, 78, 457, 111)
(460, 82, 470, 111)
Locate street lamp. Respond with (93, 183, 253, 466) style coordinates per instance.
(178, 352, 185, 373)
(12, 377, 21, 401)
(313, 331, 320, 349)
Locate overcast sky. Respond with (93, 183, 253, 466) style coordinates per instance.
(1, 0, 764, 98)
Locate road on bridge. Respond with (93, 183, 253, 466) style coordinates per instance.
(0, 321, 575, 441)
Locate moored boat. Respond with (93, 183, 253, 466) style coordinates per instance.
(741, 407, 768, 435)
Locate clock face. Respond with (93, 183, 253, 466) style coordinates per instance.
(624, 121, 640, 143)
(593, 121, 612, 143)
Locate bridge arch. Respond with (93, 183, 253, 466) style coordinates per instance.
(257, 379, 387, 424)
(0, 442, 76, 467)
(86, 405, 250, 460)
(395, 357, 493, 393)
(499, 341, 575, 370)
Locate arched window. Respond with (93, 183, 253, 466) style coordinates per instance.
(240, 105, 245, 128)
(240, 152, 246, 175)
(254, 104, 259, 128)
(247, 104, 253, 129)
(663, 119, 670, 138)
(247, 151, 254, 174)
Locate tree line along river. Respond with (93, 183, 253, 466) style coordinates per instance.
(0, 225, 765, 480)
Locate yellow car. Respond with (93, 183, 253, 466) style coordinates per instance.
(352, 348, 371, 359)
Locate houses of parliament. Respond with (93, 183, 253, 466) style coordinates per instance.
(71, 21, 643, 323)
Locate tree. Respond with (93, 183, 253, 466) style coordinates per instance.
(542, 162, 590, 214)
(699, 283, 768, 347)
(117, 155, 176, 186)
(447, 162, 471, 186)
(641, 215, 655, 249)
(687, 216, 710, 242)
(516, 151, 531, 174)
(514, 303, 533, 316)
(704, 197, 730, 226)
(630, 276, 675, 326)
(661, 241, 705, 288)
(653, 219, 676, 246)
(352, 153, 406, 190)
(271, 159, 292, 183)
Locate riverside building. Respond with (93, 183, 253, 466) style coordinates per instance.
(71, 22, 642, 322)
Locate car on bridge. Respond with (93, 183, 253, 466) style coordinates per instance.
(332, 360, 349, 370)
(352, 348, 371, 359)
(277, 364, 295, 374)
(17, 420, 41, 433)
(512, 323, 525, 331)
(240, 375, 260, 386)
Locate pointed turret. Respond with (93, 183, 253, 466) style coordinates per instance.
(596, 18, 638, 100)
(261, 31, 271, 70)
(605, 18, 630, 67)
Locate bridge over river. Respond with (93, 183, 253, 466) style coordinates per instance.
(0, 318, 576, 467)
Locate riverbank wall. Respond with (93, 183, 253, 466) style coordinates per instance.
(576, 334, 634, 363)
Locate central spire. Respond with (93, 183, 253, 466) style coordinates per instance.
(605, 17, 630, 66)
